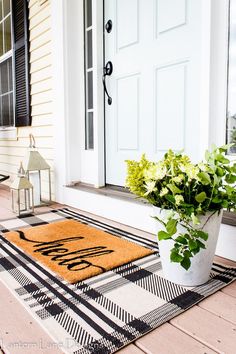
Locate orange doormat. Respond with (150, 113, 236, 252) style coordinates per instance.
(4, 219, 153, 283)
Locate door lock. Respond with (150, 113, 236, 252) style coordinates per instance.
(104, 61, 113, 76)
(105, 19, 112, 33)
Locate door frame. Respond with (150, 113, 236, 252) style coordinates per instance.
(52, 0, 106, 195)
(82, 0, 105, 187)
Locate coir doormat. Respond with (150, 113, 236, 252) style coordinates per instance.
(0, 208, 235, 354)
(3, 219, 153, 283)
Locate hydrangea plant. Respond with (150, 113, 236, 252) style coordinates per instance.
(125, 145, 236, 270)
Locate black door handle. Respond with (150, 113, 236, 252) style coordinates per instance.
(103, 61, 113, 105)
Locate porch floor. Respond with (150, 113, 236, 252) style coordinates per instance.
(0, 185, 235, 354)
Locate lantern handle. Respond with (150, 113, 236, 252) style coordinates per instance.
(29, 134, 36, 148)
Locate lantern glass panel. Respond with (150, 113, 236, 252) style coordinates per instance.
(11, 188, 34, 216)
(27, 169, 51, 206)
(28, 171, 41, 206)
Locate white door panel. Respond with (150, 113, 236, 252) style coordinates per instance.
(157, 0, 187, 34)
(105, 0, 202, 186)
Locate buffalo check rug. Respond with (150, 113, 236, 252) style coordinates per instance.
(0, 208, 236, 354)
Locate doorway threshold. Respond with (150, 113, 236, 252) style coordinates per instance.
(67, 182, 146, 204)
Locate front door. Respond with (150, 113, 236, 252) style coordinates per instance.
(105, 0, 202, 186)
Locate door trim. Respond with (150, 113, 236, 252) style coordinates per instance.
(80, 0, 105, 187)
(93, 0, 106, 187)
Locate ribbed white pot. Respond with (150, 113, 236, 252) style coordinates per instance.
(153, 207, 223, 286)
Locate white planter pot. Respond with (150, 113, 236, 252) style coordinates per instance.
(153, 207, 223, 286)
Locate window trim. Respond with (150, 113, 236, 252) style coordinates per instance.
(0, 49, 12, 65)
(0, 126, 17, 139)
(0, 4, 12, 56)
(226, 0, 236, 156)
(0, 55, 15, 129)
(207, 1, 229, 149)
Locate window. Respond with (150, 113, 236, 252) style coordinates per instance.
(84, 0, 94, 150)
(0, 0, 30, 129)
(227, 0, 236, 154)
(0, 0, 13, 127)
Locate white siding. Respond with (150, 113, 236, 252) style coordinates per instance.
(0, 0, 54, 198)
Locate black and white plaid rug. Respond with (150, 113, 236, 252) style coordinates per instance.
(0, 208, 235, 354)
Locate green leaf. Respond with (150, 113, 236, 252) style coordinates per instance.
(165, 194, 175, 204)
(195, 191, 207, 203)
(196, 230, 208, 241)
(225, 185, 235, 194)
(183, 250, 192, 258)
(231, 163, 236, 174)
(196, 239, 206, 249)
(191, 213, 200, 225)
(215, 154, 230, 164)
(222, 200, 229, 208)
(174, 242, 181, 249)
(188, 239, 198, 251)
(170, 249, 184, 263)
(212, 197, 222, 204)
(175, 236, 188, 245)
(213, 174, 220, 185)
(181, 257, 191, 270)
(158, 230, 172, 241)
(219, 145, 229, 153)
(183, 233, 191, 240)
(198, 172, 211, 185)
(167, 184, 182, 195)
(225, 174, 236, 184)
(192, 245, 200, 255)
(205, 150, 210, 162)
(216, 167, 225, 177)
(166, 219, 177, 236)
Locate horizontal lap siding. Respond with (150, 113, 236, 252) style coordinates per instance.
(0, 0, 54, 199)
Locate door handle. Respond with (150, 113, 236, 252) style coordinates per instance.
(103, 61, 113, 105)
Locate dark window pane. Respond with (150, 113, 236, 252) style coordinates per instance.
(0, 60, 8, 93)
(87, 112, 94, 149)
(3, 0, 10, 17)
(2, 93, 9, 125)
(0, 23, 3, 56)
(0, 1, 2, 21)
(87, 30, 93, 68)
(87, 71, 93, 109)
(4, 15, 11, 52)
(8, 56, 12, 90)
(84, 0, 94, 150)
(9, 91, 13, 125)
(86, 0, 92, 27)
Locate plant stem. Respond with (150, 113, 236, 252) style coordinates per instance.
(152, 215, 166, 227)
(201, 210, 218, 229)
